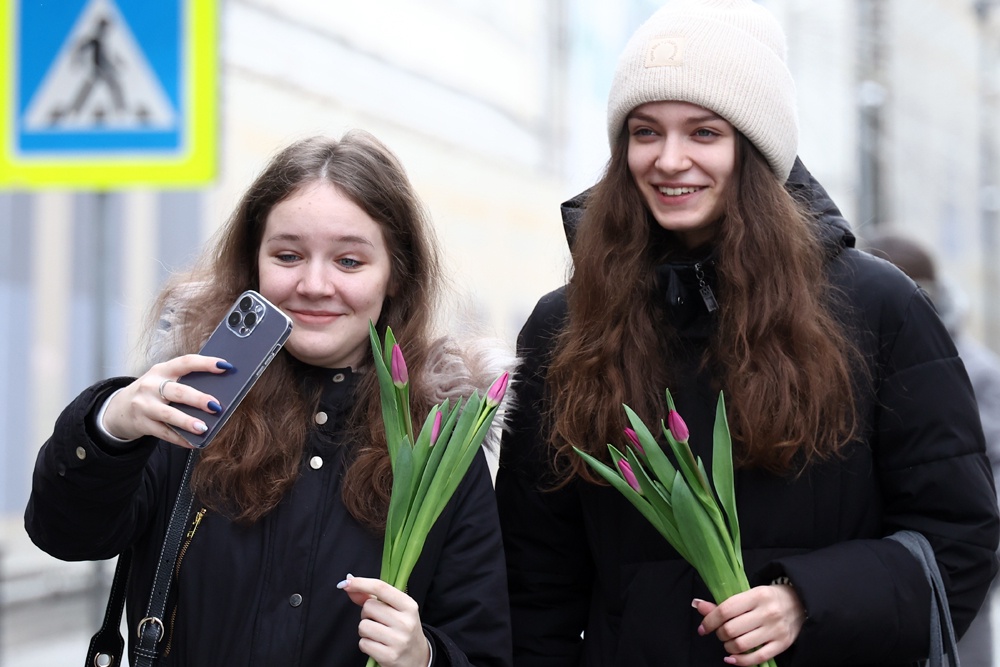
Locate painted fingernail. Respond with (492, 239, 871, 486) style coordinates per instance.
(208, 401, 223, 413)
(692, 598, 704, 608)
(336, 573, 354, 589)
(193, 421, 208, 434)
(724, 657, 737, 665)
(697, 624, 707, 636)
(216, 360, 234, 370)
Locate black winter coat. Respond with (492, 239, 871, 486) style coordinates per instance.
(496, 161, 999, 666)
(26, 366, 511, 667)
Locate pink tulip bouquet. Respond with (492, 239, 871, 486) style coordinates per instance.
(575, 390, 776, 667)
(368, 323, 507, 624)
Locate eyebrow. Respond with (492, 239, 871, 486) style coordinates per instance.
(263, 233, 375, 248)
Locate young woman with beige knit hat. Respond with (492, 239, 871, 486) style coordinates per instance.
(496, 1, 999, 665)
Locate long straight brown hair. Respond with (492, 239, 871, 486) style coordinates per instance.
(547, 130, 860, 481)
(144, 132, 442, 528)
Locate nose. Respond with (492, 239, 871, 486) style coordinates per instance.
(654, 135, 692, 174)
(297, 261, 335, 297)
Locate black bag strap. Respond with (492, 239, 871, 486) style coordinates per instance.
(86, 450, 198, 667)
(86, 549, 132, 667)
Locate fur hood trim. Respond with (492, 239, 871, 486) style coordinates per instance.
(422, 335, 517, 455)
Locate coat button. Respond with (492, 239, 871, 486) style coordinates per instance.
(309, 456, 323, 470)
(332, 373, 345, 383)
(289, 593, 303, 607)
(75, 446, 87, 460)
(314, 411, 328, 425)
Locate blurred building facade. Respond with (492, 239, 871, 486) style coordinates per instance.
(2, 0, 999, 664)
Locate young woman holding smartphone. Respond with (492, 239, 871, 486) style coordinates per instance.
(27, 132, 512, 667)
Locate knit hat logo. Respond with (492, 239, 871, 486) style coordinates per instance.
(645, 38, 686, 67)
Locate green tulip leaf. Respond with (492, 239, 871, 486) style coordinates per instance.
(711, 392, 742, 567)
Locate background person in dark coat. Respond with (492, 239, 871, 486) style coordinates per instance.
(25, 132, 512, 667)
(495, 1, 999, 665)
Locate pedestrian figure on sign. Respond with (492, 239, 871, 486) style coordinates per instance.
(65, 16, 125, 123)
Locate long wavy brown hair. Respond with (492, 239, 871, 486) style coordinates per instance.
(143, 131, 442, 528)
(548, 129, 860, 481)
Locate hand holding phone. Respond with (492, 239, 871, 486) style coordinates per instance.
(170, 290, 292, 448)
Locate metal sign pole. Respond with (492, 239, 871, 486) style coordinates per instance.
(91, 189, 112, 627)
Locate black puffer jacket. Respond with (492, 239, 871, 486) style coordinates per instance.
(26, 364, 511, 667)
(497, 160, 999, 666)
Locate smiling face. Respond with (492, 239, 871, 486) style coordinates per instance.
(626, 100, 737, 248)
(257, 181, 393, 370)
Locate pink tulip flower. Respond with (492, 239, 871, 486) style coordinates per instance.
(667, 409, 689, 443)
(617, 459, 642, 494)
(391, 344, 408, 388)
(430, 410, 443, 445)
(624, 427, 644, 455)
(486, 371, 509, 407)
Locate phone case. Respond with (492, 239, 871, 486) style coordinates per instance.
(171, 290, 293, 448)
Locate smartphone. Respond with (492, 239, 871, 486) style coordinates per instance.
(171, 290, 293, 448)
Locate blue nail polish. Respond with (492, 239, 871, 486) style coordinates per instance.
(208, 401, 223, 413)
(216, 360, 234, 370)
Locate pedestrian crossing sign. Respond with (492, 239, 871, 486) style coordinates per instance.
(1, 0, 217, 188)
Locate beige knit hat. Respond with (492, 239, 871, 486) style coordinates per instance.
(607, 0, 798, 181)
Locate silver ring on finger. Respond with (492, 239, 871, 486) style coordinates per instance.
(158, 378, 173, 401)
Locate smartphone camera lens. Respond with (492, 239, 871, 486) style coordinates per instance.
(228, 293, 264, 337)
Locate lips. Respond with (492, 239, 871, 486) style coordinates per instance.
(657, 185, 703, 196)
(650, 183, 704, 207)
(288, 309, 342, 325)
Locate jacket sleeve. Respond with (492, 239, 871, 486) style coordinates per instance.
(766, 259, 1000, 665)
(495, 290, 594, 667)
(417, 448, 512, 667)
(24, 377, 164, 561)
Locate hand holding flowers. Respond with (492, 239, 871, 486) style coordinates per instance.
(694, 584, 805, 666)
(339, 574, 430, 667)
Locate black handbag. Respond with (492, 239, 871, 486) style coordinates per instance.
(86, 450, 198, 667)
